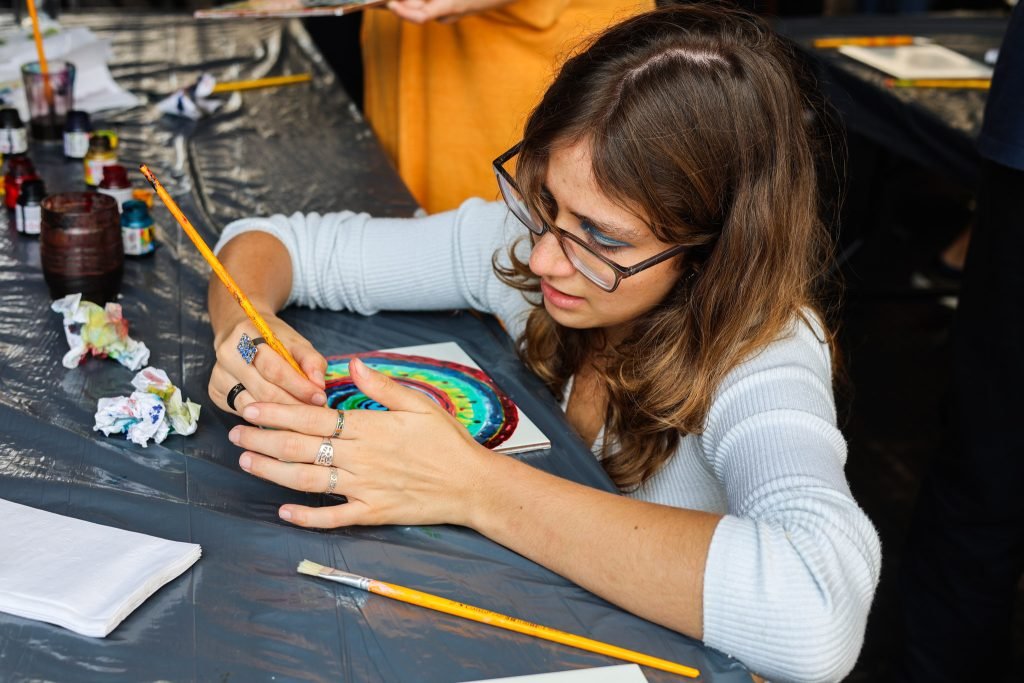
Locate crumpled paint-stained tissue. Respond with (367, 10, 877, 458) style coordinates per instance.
(51, 293, 150, 371)
(94, 368, 201, 447)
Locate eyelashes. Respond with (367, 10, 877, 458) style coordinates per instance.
(537, 185, 633, 252)
(580, 218, 631, 249)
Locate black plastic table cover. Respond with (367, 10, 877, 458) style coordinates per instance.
(0, 12, 752, 683)
(777, 13, 1008, 188)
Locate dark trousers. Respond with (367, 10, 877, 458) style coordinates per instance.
(898, 159, 1024, 682)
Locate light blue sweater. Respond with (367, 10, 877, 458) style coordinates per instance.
(216, 198, 881, 683)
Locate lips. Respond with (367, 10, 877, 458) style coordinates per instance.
(540, 280, 585, 309)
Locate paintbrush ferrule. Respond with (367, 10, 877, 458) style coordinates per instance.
(312, 566, 371, 590)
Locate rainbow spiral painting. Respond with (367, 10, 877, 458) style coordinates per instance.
(324, 351, 519, 450)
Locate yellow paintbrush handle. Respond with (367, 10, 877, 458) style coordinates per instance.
(885, 78, 991, 90)
(370, 580, 701, 679)
(813, 35, 915, 48)
(211, 74, 312, 93)
(139, 164, 306, 378)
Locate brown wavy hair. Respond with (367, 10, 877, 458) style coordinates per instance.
(495, 4, 841, 491)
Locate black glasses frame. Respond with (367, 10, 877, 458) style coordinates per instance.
(492, 142, 686, 292)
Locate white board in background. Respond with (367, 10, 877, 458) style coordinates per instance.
(838, 43, 993, 80)
(464, 664, 649, 683)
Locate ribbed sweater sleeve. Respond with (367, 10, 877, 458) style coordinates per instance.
(213, 198, 534, 336)
(699, 321, 881, 682)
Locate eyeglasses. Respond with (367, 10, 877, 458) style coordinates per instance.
(492, 141, 686, 293)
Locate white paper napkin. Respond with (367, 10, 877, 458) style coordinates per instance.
(0, 498, 201, 637)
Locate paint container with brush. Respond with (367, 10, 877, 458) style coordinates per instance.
(20, 60, 75, 143)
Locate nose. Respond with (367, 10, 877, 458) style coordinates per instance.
(529, 230, 575, 279)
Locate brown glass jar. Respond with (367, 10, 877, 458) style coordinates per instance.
(40, 192, 123, 303)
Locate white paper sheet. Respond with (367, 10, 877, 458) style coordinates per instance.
(838, 43, 994, 80)
(0, 498, 201, 638)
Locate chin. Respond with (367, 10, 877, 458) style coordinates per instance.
(542, 299, 602, 329)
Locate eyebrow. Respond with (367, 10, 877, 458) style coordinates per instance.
(540, 183, 642, 243)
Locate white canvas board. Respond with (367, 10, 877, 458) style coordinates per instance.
(838, 43, 993, 80)
(346, 341, 551, 455)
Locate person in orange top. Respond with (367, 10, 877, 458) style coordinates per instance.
(363, 0, 654, 214)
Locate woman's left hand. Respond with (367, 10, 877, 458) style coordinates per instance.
(228, 357, 497, 529)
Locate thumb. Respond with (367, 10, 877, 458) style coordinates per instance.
(350, 357, 432, 413)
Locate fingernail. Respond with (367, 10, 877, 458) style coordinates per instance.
(351, 358, 363, 375)
(239, 453, 252, 471)
(243, 405, 259, 420)
(228, 427, 241, 444)
(312, 392, 326, 406)
(279, 507, 293, 521)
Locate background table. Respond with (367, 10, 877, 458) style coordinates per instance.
(0, 13, 751, 682)
(777, 13, 1007, 189)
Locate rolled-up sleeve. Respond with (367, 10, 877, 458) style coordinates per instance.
(213, 198, 534, 336)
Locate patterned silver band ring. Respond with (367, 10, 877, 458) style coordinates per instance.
(332, 410, 346, 439)
(325, 467, 338, 494)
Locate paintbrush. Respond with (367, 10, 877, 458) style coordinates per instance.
(138, 164, 306, 379)
(25, 0, 56, 125)
(211, 73, 312, 94)
(296, 560, 701, 678)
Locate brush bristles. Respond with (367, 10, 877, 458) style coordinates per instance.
(297, 559, 326, 576)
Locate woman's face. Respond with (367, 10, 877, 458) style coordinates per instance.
(528, 140, 684, 339)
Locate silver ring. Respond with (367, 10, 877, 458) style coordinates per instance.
(314, 437, 334, 467)
(331, 410, 345, 439)
(325, 466, 338, 494)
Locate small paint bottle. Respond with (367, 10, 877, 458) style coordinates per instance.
(98, 165, 134, 211)
(120, 199, 156, 257)
(4, 154, 40, 211)
(63, 110, 92, 160)
(0, 108, 28, 156)
(15, 178, 46, 236)
(83, 134, 117, 188)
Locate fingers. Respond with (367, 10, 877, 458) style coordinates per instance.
(240, 403, 360, 440)
(230, 424, 337, 463)
(239, 451, 349, 494)
(279, 501, 373, 528)
(387, 0, 458, 23)
(294, 345, 328, 390)
(350, 357, 437, 414)
(209, 361, 301, 415)
(250, 338, 327, 406)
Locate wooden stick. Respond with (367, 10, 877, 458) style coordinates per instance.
(211, 73, 312, 94)
(139, 164, 306, 378)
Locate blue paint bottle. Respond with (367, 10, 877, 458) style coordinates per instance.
(120, 199, 156, 257)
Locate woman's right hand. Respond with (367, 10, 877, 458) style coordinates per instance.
(208, 313, 328, 415)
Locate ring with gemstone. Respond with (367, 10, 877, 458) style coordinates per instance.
(237, 333, 260, 364)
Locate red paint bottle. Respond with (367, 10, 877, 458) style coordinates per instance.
(4, 154, 40, 211)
